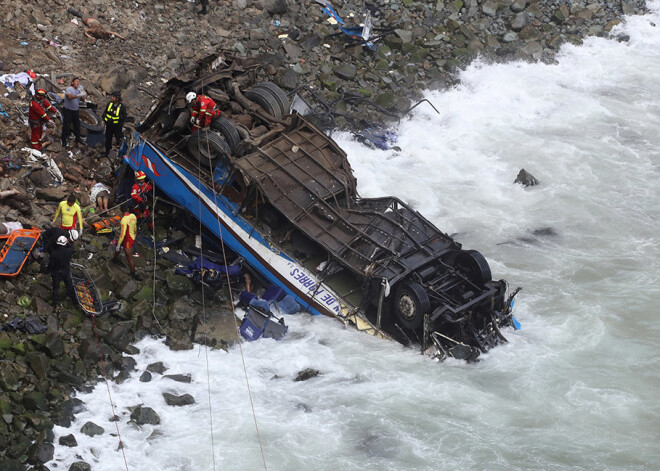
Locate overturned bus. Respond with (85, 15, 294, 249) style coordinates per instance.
(124, 54, 520, 362)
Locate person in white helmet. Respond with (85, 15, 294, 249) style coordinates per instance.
(40, 226, 79, 274)
(186, 91, 220, 132)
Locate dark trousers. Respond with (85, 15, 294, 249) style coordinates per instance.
(61, 108, 81, 145)
(52, 269, 77, 305)
(105, 124, 123, 155)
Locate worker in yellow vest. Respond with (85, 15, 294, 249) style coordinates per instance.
(53, 195, 84, 233)
(102, 91, 127, 157)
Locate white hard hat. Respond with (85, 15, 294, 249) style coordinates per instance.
(69, 229, 79, 241)
(186, 92, 197, 104)
(56, 235, 68, 246)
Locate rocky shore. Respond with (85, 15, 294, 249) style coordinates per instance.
(0, 0, 647, 468)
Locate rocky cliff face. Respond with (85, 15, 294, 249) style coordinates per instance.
(1, 0, 645, 121)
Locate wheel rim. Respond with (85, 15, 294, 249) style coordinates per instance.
(398, 294, 416, 320)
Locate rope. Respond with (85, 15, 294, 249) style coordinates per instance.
(196, 135, 218, 471)
(150, 183, 165, 333)
(201, 134, 268, 470)
(91, 315, 130, 471)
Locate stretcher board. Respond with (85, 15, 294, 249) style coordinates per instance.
(0, 229, 42, 277)
(70, 263, 104, 316)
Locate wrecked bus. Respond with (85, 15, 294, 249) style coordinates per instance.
(124, 54, 520, 362)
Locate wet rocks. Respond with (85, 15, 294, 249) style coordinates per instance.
(58, 433, 78, 447)
(162, 393, 195, 407)
(294, 368, 321, 382)
(514, 168, 540, 187)
(130, 405, 160, 425)
(80, 421, 104, 437)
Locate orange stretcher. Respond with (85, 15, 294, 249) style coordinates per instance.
(70, 263, 104, 316)
(0, 228, 42, 277)
(90, 216, 121, 234)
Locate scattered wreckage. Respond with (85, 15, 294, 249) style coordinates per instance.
(124, 53, 520, 362)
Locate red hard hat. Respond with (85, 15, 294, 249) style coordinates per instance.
(35, 89, 47, 96)
(135, 171, 147, 180)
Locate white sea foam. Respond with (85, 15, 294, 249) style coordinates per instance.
(49, 4, 660, 470)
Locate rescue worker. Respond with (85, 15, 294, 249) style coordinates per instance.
(186, 92, 220, 132)
(41, 227, 79, 274)
(130, 171, 153, 230)
(53, 195, 84, 233)
(50, 235, 78, 308)
(102, 91, 127, 157)
(112, 203, 140, 280)
(28, 89, 58, 150)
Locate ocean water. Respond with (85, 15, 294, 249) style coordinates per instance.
(47, 4, 660, 471)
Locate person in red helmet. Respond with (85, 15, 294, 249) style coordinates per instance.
(28, 89, 58, 150)
(187, 92, 220, 132)
(130, 170, 153, 230)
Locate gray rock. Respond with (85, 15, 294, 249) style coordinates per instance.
(23, 392, 48, 411)
(130, 405, 160, 425)
(503, 32, 519, 42)
(264, 0, 288, 15)
(514, 168, 539, 187)
(28, 441, 54, 464)
(163, 393, 196, 406)
(249, 28, 270, 41)
(165, 272, 195, 297)
(481, 0, 500, 17)
(0, 459, 24, 471)
(300, 34, 321, 51)
(333, 64, 357, 80)
(140, 371, 152, 382)
(69, 462, 92, 471)
(294, 368, 320, 382)
(118, 279, 141, 300)
(394, 29, 413, 44)
(81, 421, 105, 437)
(104, 323, 134, 350)
(35, 187, 68, 202)
(163, 373, 192, 383)
(283, 41, 302, 60)
(26, 352, 49, 380)
(147, 362, 168, 374)
(510, 0, 528, 13)
(277, 69, 297, 90)
(59, 434, 78, 447)
(510, 13, 530, 32)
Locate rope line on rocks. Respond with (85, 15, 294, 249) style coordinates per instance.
(150, 184, 165, 334)
(204, 145, 268, 471)
(91, 315, 130, 471)
(199, 113, 268, 470)
(195, 144, 218, 471)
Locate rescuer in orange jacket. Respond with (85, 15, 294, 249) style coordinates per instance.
(186, 92, 220, 132)
(29, 89, 59, 150)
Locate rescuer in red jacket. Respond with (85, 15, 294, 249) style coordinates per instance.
(130, 170, 153, 231)
(29, 89, 59, 150)
(186, 92, 220, 132)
